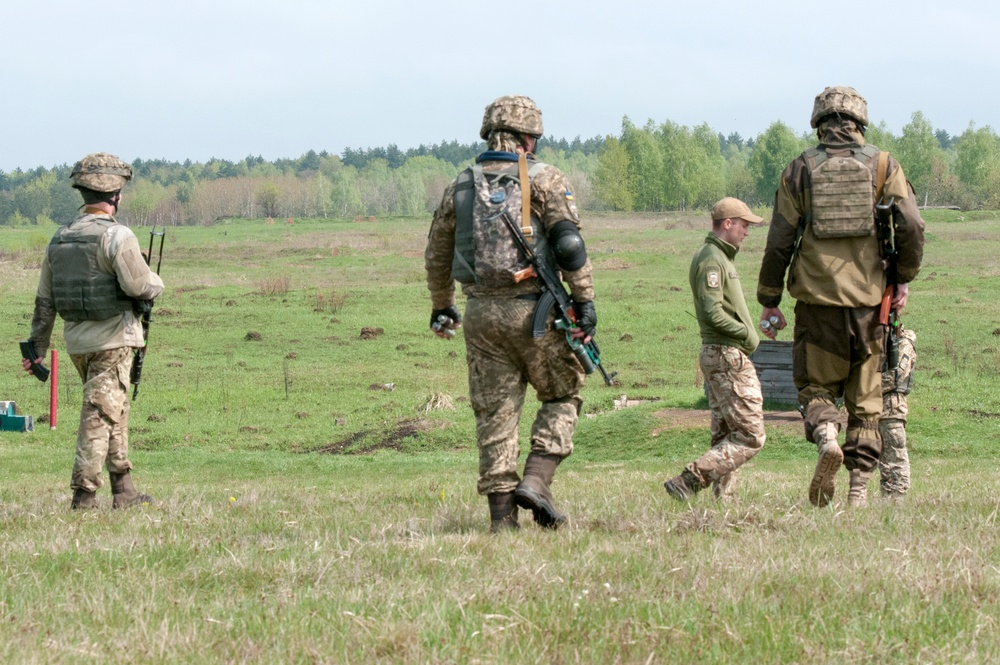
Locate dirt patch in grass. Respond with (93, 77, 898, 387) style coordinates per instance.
(311, 418, 428, 454)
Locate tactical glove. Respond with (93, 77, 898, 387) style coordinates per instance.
(573, 301, 597, 338)
(430, 306, 462, 330)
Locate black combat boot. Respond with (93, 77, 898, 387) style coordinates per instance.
(110, 471, 153, 509)
(514, 454, 567, 529)
(71, 488, 98, 510)
(487, 492, 519, 533)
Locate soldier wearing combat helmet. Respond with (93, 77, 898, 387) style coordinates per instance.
(757, 86, 925, 508)
(425, 95, 596, 532)
(23, 152, 164, 510)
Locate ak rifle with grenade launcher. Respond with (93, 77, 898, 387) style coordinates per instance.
(497, 211, 617, 386)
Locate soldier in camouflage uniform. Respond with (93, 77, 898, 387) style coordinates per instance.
(664, 198, 767, 501)
(424, 95, 596, 532)
(879, 326, 916, 499)
(24, 153, 164, 510)
(757, 87, 925, 508)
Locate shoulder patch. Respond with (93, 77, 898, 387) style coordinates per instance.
(706, 271, 720, 289)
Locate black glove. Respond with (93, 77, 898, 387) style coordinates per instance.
(573, 300, 597, 338)
(430, 306, 462, 330)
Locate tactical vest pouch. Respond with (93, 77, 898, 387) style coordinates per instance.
(809, 147, 876, 239)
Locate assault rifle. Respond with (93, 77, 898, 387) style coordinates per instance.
(876, 196, 897, 326)
(131, 227, 166, 400)
(497, 212, 617, 386)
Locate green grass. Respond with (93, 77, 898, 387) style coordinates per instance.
(2, 213, 1000, 663)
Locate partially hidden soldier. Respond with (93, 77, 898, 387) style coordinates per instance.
(23, 153, 164, 510)
(757, 87, 925, 508)
(879, 325, 916, 500)
(424, 95, 596, 532)
(664, 198, 767, 501)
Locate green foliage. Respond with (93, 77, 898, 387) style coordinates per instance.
(748, 121, 805, 206)
(593, 136, 633, 211)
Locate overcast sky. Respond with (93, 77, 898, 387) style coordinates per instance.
(3, 1, 998, 172)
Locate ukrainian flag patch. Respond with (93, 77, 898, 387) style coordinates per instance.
(565, 191, 574, 200)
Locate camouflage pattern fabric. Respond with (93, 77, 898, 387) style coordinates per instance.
(810, 86, 869, 128)
(793, 301, 883, 472)
(464, 296, 584, 495)
(479, 95, 543, 140)
(684, 344, 765, 489)
(70, 152, 132, 192)
(879, 328, 916, 495)
(69, 347, 134, 492)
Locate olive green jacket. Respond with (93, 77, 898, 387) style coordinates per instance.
(689, 233, 759, 355)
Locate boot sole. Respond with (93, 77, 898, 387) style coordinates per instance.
(663, 480, 693, 501)
(513, 487, 566, 529)
(809, 445, 843, 507)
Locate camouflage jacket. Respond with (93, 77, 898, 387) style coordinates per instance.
(31, 210, 164, 357)
(757, 122, 925, 309)
(425, 153, 594, 309)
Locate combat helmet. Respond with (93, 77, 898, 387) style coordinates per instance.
(810, 86, 869, 129)
(70, 152, 133, 192)
(480, 95, 544, 140)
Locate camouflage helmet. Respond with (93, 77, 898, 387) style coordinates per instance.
(810, 86, 869, 129)
(70, 152, 133, 192)
(479, 95, 544, 140)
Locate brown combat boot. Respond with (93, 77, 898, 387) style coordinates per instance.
(71, 488, 98, 510)
(809, 423, 843, 507)
(847, 468, 871, 508)
(514, 454, 567, 529)
(110, 471, 153, 509)
(664, 469, 702, 501)
(487, 492, 519, 533)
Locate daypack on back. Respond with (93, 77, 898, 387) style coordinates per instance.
(452, 160, 547, 287)
(805, 144, 880, 238)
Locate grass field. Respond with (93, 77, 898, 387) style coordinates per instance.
(1, 210, 999, 663)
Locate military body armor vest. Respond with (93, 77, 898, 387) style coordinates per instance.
(805, 144, 880, 238)
(49, 216, 133, 322)
(452, 159, 549, 286)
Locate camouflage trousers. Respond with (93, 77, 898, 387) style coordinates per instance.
(685, 345, 766, 489)
(793, 302, 883, 472)
(878, 392, 910, 495)
(69, 347, 134, 492)
(463, 296, 585, 495)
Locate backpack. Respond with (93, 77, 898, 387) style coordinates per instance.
(452, 160, 548, 287)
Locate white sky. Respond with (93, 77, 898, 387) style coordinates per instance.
(3, 0, 998, 171)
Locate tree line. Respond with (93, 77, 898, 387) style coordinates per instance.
(1, 115, 998, 228)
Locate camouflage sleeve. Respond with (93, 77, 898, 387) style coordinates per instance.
(757, 160, 805, 308)
(532, 166, 595, 302)
(29, 252, 56, 358)
(424, 180, 458, 310)
(107, 226, 164, 300)
(884, 158, 925, 285)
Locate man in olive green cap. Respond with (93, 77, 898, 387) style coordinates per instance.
(664, 197, 766, 501)
(425, 95, 597, 532)
(23, 152, 163, 510)
(757, 86, 925, 508)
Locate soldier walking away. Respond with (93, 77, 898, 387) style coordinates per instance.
(425, 95, 597, 532)
(756, 87, 925, 508)
(879, 325, 916, 500)
(22, 153, 164, 510)
(664, 198, 767, 501)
